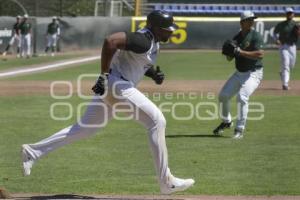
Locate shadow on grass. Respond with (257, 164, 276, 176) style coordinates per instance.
(29, 194, 96, 199)
(166, 134, 230, 138)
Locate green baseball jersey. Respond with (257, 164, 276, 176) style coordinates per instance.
(274, 19, 298, 45)
(47, 22, 59, 35)
(19, 22, 31, 35)
(233, 29, 264, 72)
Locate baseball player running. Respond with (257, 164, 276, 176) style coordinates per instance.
(273, 7, 299, 90)
(19, 14, 32, 58)
(45, 16, 60, 56)
(21, 10, 194, 194)
(2, 16, 21, 57)
(213, 11, 264, 139)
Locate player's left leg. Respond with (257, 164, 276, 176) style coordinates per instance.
(20, 35, 25, 57)
(51, 34, 57, 56)
(16, 36, 21, 57)
(25, 34, 31, 58)
(289, 44, 297, 69)
(279, 45, 291, 89)
(235, 68, 263, 138)
(116, 84, 194, 194)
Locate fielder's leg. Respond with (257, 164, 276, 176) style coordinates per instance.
(2, 36, 15, 55)
(289, 44, 297, 69)
(235, 69, 263, 138)
(20, 35, 25, 57)
(22, 97, 112, 176)
(25, 34, 31, 58)
(218, 72, 241, 123)
(280, 45, 290, 89)
(45, 35, 51, 54)
(16, 36, 21, 57)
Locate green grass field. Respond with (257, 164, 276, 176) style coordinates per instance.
(3, 51, 300, 81)
(0, 51, 299, 195)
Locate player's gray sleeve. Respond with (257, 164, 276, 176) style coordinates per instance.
(125, 32, 152, 54)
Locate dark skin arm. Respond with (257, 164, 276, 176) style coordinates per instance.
(101, 32, 127, 74)
(239, 49, 264, 59)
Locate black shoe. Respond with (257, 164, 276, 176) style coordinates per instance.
(282, 85, 290, 90)
(213, 122, 233, 135)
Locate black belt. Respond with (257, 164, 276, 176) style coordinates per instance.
(237, 66, 262, 73)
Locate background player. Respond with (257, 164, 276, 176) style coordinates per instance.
(45, 16, 60, 56)
(19, 14, 32, 58)
(2, 15, 21, 57)
(273, 7, 299, 90)
(213, 11, 264, 139)
(21, 10, 194, 194)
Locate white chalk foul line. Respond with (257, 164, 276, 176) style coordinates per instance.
(0, 55, 101, 78)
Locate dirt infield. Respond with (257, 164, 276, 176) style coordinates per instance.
(10, 193, 300, 200)
(0, 80, 300, 97)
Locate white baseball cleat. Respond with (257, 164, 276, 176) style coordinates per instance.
(21, 144, 35, 176)
(233, 129, 244, 139)
(160, 174, 195, 195)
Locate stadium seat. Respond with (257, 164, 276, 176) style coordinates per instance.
(151, 3, 300, 15)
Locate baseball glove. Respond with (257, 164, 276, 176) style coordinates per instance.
(292, 24, 300, 37)
(92, 73, 108, 95)
(222, 40, 240, 57)
(145, 66, 165, 85)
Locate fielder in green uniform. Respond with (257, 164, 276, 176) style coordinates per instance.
(273, 7, 299, 90)
(214, 10, 264, 139)
(45, 16, 60, 56)
(19, 14, 32, 58)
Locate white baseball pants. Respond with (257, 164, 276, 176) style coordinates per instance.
(24, 73, 169, 184)
(218, 68, 263, 131)
(9, 34, 21, 47)
(21, 34, 31, 57)
(279, 44, 296, 87)
(47, 34, 58, 48)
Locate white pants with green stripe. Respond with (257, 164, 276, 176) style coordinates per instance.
(279, 44, 296, 87)
(218, 68, 263, 131)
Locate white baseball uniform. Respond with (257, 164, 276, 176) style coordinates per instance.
(23, 28, 171, 186)
(274, 19, 298, 88)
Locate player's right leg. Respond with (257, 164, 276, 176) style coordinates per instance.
(21, 97, 112, 176)
(214, 72, 240, 135)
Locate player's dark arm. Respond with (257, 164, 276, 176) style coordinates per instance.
(273, 24, 281, 45)
(239, 49, 264, 59)
(101, 32, 126, 74)
(239, 36, 264, 59)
